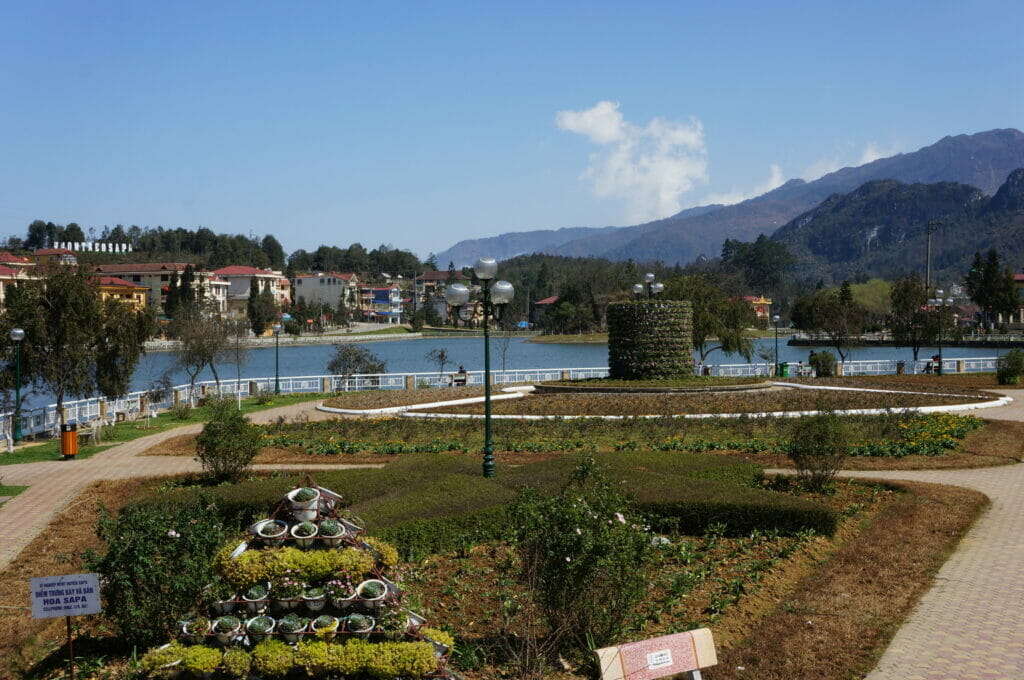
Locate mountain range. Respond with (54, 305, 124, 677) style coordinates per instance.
(435, 128, 1024, 268)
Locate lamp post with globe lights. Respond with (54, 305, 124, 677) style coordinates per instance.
(273, 323, 283, 394)
(927, 290, 955, 376)
(633, 272, 664, 299)
(10, 328, 24, 443)
(445, 257, 515, 478)
(772, 315, 781, 377)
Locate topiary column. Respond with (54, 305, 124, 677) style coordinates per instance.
(607, 300, 694, 379)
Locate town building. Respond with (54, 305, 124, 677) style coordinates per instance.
(93, 276, 149, 311)
(0, 252, 34, 270)
(292, 272, 360, 312)
(413, 270, 469, 306)
(211, 266, 287, 317)
(360, 283, 403, 324)
(32, 248, 78, 268)
(92, 263, 228, 314)
(0, 264, 33, 311)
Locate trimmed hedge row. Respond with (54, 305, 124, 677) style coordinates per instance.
(607, 300, 694, 379)
(132, 452, 834, 560)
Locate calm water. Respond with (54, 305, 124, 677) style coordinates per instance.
(21, 336, 1004, 409)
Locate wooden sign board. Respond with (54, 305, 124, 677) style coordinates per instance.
(595, 629, 716, 680)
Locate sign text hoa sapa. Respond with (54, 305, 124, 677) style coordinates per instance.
(30, 573, 102, 619)
(595, 629, 717, 680)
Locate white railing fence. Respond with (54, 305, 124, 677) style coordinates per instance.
(2, 357, 1001, 439)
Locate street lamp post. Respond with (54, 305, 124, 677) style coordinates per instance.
(445, 258, 514, 478)
(10, 328, 24, 443)
(927, 291, 955, 376)
(772, 314, 781, 377)
(633, 273, 664, 299)
(273, 323, 283, 394)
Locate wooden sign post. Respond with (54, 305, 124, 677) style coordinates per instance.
(30, 573, 103, 680)
(595, 628, 717, 680)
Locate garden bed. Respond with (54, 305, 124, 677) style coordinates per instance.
(534, 376, 769, 394)
(412, 388, 986, 416)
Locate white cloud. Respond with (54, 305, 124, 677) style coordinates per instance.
(556, 101, 708, 223)
(858, 141, 899, 165)
(703, 164, 785, 206)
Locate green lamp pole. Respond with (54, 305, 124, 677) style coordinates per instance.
(273, 323, 282, 394)
(10, 328, 25, 443)
(772, 314, 781, 377)
(446, 260, 514, 478)
(928, 291, 954, 376)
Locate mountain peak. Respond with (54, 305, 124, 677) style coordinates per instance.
(987, 167, 1024, 212)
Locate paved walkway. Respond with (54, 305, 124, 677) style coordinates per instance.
(1, 391, 1023, 677)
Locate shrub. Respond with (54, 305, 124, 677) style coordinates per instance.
(808, 350, 836, 377)
(182, 646, 222, 674)
(787, 411, 851, 491)
(83, 498, 227, 649)
(251, 639, 294, 679)
(222, 648, 251, 679)
(996, 349, 1024, 385)
(139, 642, 186, 673)
(194, 397, 263, 482)
(170, 401, 192, 420)
(363, 536, 399, 569)
(328, 345, 387, 381)
(510, 455, 654, 664)
(326, 639, 373, 676)
(294, 640, 332, 676)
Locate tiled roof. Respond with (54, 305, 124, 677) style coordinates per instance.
(33, 248, 76, 256)
(213, 265, 277, 276)
(0, 252, 31, 264)
(94, 276, 147, 289)
(0, 264, 22, 277)
(535, 295, 559, 305)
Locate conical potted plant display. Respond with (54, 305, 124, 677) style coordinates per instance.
(303, 585, 327, 612)
(325, 576, 355, 610)
(311, 614, 339, 640)
(290, 521, 318, 549)
(213, 615, 242, 645)
(277, 613, 308, 643)
(182, 616, 211, 644)
(356, 579, 388, 611)
(287, 487, 321, 522)
(345, 613, 375, 639)
(245, 615, 275, 642)
(242, 583, 269, 615)
(318, 518, 346, 547)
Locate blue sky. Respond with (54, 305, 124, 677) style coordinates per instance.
(1, 1, 1021, 260)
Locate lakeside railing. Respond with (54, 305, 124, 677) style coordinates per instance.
(2, 358, 1000, 440)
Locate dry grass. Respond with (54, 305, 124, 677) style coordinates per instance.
(0, 477, 154, 677)
(787, 373, 1017, 393)
(323, 386, 489, 410)
(708, 480, 988, 679)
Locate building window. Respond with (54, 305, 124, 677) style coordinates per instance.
(161, 275, 169, 282)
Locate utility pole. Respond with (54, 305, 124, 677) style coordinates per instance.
(925, 220, 939, 291)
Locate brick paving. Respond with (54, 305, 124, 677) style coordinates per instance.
(1, 391, 1023, 676)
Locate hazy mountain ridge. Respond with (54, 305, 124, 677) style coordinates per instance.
(772, 168, 1024, 284)
(436, 128, 1024, 267)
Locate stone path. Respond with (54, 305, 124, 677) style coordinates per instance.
(1, 391, 1023, 677)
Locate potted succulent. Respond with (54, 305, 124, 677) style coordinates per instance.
(318, 518, 346, 548)
(356, 579, 388, 610)
(182, 616, 211, 644)
(290, 521, 319, 549)
(376, 607, 407, 641)
(311, 614, 339, 640)
(243, 583, 270, 615)
(277, 613, 308, 643)
(324, 576, 355, 610)
(208, 580, 237, 615)
(271, 570, 305, 611)
(245, 615, 275, 642)
(303, 585, 327, 612)
(345, 613, 375, 639)
(287, 487, 321, 521)
(256, 519, 289, 545)
(213, 615, 242, 645)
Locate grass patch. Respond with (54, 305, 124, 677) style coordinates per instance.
(526, 332, 609, 344)
(0, 484, 27, 505)
(543, 376, 764, 388)
(348, 326, 413, 336)
(0, 393, 328, 466)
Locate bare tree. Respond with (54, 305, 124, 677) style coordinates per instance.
(169, 305, 231, 400)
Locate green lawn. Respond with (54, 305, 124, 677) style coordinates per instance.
(0, 484, 28, 505)
(0, 392, 329, 466)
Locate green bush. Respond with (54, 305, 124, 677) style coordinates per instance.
(808, 350, 836, 377)
(139, 642, 186, 673)
(510, 455, 654, 662)
(251, 640, 294, 679)
(182, 646, 222, 674)
(787, 411, 851, 492)
(83, 497, 227, 649)
(194, 396, 263, 482)
(996, 349, 1024, 385)
(222, 648, 251, 679)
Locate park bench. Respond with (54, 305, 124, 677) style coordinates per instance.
(595, 628, 716, 680)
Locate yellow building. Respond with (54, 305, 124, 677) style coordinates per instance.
(94, 276, 149, 310)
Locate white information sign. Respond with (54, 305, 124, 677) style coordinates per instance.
(30, 573, 102, 618)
